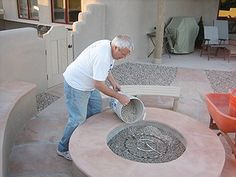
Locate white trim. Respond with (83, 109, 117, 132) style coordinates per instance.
(3, 18, 73, 29)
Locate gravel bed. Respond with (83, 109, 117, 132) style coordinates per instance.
(107, 121, 185, 163)
(205, 70, 236, 93)
(35, 64, 236, 112)
(36, 63, 176, 112)
(36, 92, 60, 112)
(111, 62, 177, 86)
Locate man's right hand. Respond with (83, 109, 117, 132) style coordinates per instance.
(117, 93, 130, 106)
(94, 80, 130, 105)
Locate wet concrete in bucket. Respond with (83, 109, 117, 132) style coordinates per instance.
(121, 101, 137, 123)
(107, 121, 186, 163)
(110, 97, 145, 123)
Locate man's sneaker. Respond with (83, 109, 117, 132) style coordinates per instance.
(57, 150, 72, 161)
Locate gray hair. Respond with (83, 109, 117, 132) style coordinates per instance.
(111, 35, 134, 51)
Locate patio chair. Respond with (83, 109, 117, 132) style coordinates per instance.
(214, 19, 236, 62)
(200, 26, 227, 60)
(146, 25, 172, 58)
(214, 19, 229, 43)
(214, 20, 229, 55)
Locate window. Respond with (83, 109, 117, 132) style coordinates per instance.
(17, 0, 39, 20)
(51, 0, 81, 24)
(218, 0, 236, 33)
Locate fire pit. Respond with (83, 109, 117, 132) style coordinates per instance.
(69, 108, 225, 177)
(107, 121, 186, 163)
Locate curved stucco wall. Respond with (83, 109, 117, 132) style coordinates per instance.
(0, 28, 47, 93)
(0, 81, 36, 177)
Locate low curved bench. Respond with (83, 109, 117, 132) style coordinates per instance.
(101, 85, 180, 111)
(0, 81, 36, 177)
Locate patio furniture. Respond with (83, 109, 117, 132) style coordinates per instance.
(102, 85, 181, 111)
(214, 20, 229, 42)
(225, 44, 236, 62)
(200, 26, 227, 60)
(205, 93, 236, 158)
(121, 85, 180, 111)
(214, 19, 229, 56)
(212, 20, 236, 62)
(146, 28, 171, 58)
(146, 31, 156, 58)
(165, 16, 199, 54)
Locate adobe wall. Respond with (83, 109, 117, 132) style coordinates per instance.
(0, 28, 47, 93)
(2, 0, 219, 62)
(82, 0, 218, 61)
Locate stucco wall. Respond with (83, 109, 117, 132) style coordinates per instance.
(72, 3, 106, 58)
(2, 0, 18, 21)
(1, 0, 220, 61)
(81, 0, 219, 61)
(38, 0, 52, 24)
(165, 0, 218, 26)
(0, 0, 3, 9)
(2, 0, 56, 25)
(0, 28, 47, 93)
(80, 0, 155, 61)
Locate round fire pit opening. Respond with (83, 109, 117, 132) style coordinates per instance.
(107, 121, 186, 163)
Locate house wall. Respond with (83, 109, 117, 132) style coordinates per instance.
(2, 0, 65, 27)
(1, 0, 220, 61)
(0, 28, 47, 93)
(166, 0, 218, 26)
(82, 0, 219, 61)
(1, 0, 220, 26)
(82, 0, 157, 61)
(0, 0, 3, 28)
(38, 0, 52, 24)
(2, 0, 18, 21)
(72, 3, 106, 58)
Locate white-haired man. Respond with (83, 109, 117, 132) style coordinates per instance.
(57, 35, 134, 160)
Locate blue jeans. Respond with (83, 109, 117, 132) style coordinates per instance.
(58, 81, 102, 152)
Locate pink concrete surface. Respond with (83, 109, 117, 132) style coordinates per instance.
(70, 107, 225, 177)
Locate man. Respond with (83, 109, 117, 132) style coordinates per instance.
(57, 35, 134, 160)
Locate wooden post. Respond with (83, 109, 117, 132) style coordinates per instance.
(153, 0, 166, 64)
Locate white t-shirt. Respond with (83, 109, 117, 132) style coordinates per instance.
(63, 40, 114, 91)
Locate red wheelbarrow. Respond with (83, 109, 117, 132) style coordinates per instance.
(205, 93, 236, 158)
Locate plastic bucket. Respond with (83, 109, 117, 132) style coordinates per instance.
(229, 88, 236, 117)
(110, 96, 145, 123)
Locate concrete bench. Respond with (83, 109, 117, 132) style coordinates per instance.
(0, 81, 36, 177)
(101, 85, 180, 111)
(120, 85, 181, 111)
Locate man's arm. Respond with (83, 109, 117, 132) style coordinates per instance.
(94, 80, 130, 105)
(107, 72, 121, 91)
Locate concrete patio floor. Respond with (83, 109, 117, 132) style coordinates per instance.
(8, 50, 236, 177)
